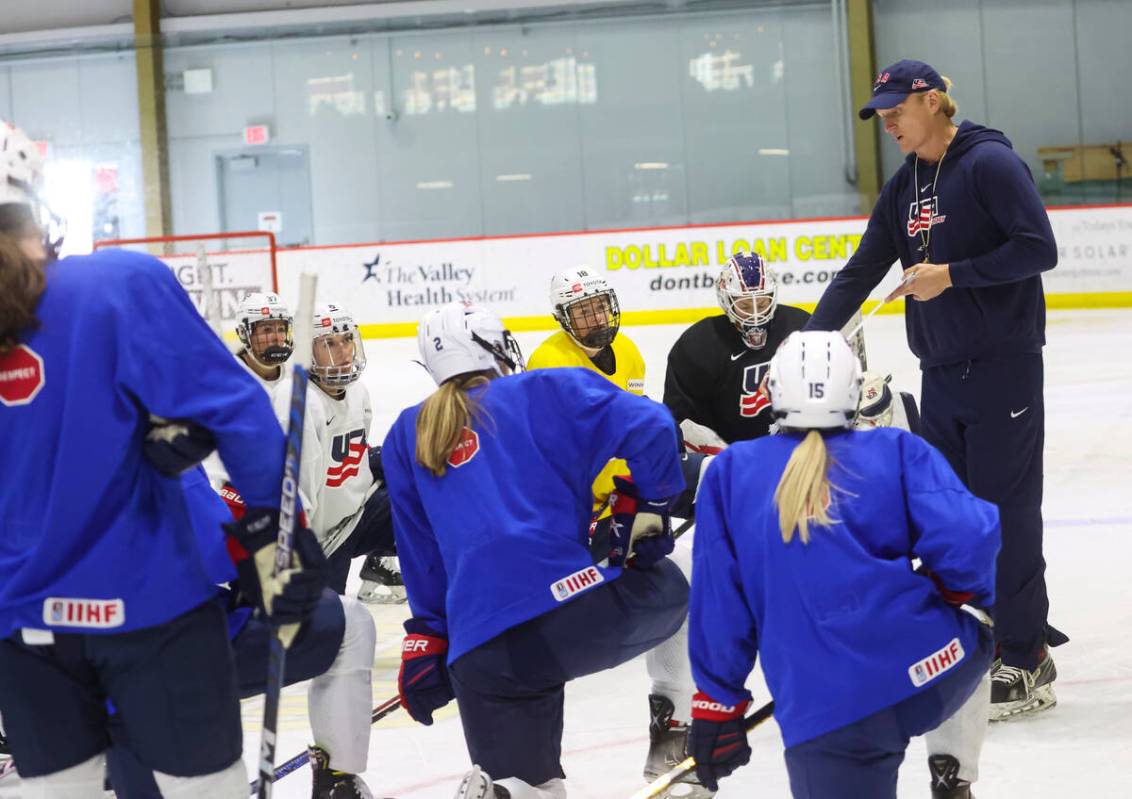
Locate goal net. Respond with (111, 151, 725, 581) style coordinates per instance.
(93, 231, 279, 341)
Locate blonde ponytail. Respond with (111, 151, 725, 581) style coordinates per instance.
(773, 430, 838, 544)
(416, 373, 491, 476)
(935, 76, 958, 119)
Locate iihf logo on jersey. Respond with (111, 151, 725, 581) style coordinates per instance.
(328, 428, 368, 487)
(739, 362, 772, 417)
(907, 197, 947, 237)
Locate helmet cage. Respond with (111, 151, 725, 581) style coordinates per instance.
(716, 254, 778, 350)
(471, 327, 525, 376)
(236, 294, 294, 367)
(557, 290, 621, 350)
(311, 307, 367, 387)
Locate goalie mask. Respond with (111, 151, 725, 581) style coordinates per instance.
(767, 331, 862, 430)
(236, 292, 293, 367)
(1, 120, 64, 260)
(854, 371, 896, 429)
(550, 268, 620, 351)
(311, 302, 367, 387)
(418, 301, 524, 386)
(717, 252, 778, 350)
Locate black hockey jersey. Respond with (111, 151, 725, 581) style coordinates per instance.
(664, 306, 811, 443)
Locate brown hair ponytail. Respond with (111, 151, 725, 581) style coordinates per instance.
(0, 204, 46, 353)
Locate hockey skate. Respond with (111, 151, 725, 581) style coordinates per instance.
(928, 754, 973, 798)
(989, 650, 1057, 721)
(455, 765, 509, 799)
(643, 694, 714, 798)
(309, 745, 375, 799)
(357, 555, 407, 605)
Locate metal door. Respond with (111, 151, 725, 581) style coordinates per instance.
(216, 146, 314, 246)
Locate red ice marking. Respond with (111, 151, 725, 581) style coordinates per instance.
(0, 344, 45, 406)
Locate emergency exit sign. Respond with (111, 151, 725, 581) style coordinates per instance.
(243, 125, 270, 145)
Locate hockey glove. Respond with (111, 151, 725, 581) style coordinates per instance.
(398, 618, 455, 725)
(218, 482, 246, 521)
(689, 692, 752, 791)
(224, 507, 326, 646)
(143, 415, 216, 475)
(917, 564, 976, 607)
(608, 476, 675, 569)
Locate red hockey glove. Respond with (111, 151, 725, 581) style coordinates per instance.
(398, 619, 455, 725)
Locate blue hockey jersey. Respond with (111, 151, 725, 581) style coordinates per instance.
(689, 428, 1000, 748)
(382, 367, 684, 663)
(0, 250, 285, 640)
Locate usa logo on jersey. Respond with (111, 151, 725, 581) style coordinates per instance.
(907, 197, 946, 237)
(328, 429, 368, 487)
(739, 362, 771, 417)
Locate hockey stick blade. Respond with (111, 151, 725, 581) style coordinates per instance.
(249, 696, 401, 793)
(255, 273, 317, 799)
(628, 700, 775, 799)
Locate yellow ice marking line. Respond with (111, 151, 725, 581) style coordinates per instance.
(355, 292, 1132, 340)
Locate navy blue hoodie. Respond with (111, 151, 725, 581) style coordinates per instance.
(807, 121, 1057, 367)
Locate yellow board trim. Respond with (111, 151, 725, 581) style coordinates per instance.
(355, 292, 1132, 339)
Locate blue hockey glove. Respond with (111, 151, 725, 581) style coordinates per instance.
(398, 618, 455, 725)
(689, 692, 752, 791)
(143, 414, 216, 475)
(368, 445, 385, 483)
(224, 507, 325, 641)
(608, 476, 675, 568)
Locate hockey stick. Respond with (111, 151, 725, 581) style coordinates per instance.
(628, 700, 775, 799)
(255, 273, 317, 799)
(248, 695, 401, 793)
(843, 271, 918, 345)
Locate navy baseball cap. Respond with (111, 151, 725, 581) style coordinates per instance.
(859, 60, 947, 120)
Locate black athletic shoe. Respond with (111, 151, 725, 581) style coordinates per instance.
(309, 745, 375, 799)
(989, 650, 1057, 721)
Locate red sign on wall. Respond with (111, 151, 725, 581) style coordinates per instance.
(243, 125, 270, 146)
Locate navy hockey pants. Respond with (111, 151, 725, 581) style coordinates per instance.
(105, 589, 346, 797)
(0, 599, 241, 779)
(920, 354, 1066, 670)
(784, 627, 993, 799)
(449, 558, 689, 787)
(326, 483, 394, 594)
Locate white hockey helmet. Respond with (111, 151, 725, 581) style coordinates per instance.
(767, 331, 862, 430)
(0, 120, 63, 258)
(549, 267, 620, 350)
(311, 302, 367, 387)
(236, 292, 294, 367)
(854, 371, 895, 429)
(716, 252, 778, 350)
(418, 301, 524, 386)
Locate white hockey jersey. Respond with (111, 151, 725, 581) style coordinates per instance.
(301, 380, 377, 557)
(203, 353, 322, 533)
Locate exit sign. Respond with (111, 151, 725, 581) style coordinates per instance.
(243, 125, 270, 145)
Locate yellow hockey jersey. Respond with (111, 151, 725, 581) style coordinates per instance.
(527, 330, 647, 515)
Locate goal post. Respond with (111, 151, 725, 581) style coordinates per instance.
(93, 231, 279, 340)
